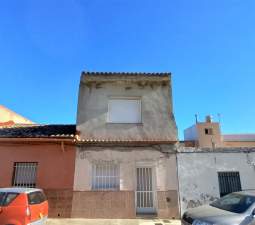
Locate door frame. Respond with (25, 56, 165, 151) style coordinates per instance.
(135, 162, 157, 215)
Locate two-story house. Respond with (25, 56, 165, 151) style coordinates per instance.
(72, 72, 179, 218)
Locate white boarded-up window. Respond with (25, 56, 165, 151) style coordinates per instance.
(92, 162, 120, 190)
(12, 162, 38, 188)
(108, 98, 141, 123)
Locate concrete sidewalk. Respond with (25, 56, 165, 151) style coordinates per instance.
(46, 219, 181, 225)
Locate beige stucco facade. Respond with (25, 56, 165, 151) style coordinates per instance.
(184, 121, 222, 148)
(72, 146, 179, 218)
(74, 72, 179, 218)
(74, 147, 177, 191)
(76, 73, 177, 142)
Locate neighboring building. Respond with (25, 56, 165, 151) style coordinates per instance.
(223, 134, 255, 147)
(0, 105, 34, 126)
(184, 116, 255, 148)
(73, 72, 179, 218)
(0, 124, 76, 218)
(177, 115, 255, 216)
(184, 115, 222, 148)
(177, 147, 255, 215)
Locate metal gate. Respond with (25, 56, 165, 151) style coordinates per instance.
(136, 167, 156, 214)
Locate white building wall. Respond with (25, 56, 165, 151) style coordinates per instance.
(74, 147, 178, 192)
(177, 148, 255, 215)
(184, 125, 198, 141)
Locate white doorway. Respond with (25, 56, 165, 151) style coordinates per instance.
(136, 167, 156, 214)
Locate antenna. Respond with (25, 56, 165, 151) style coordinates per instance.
(195, 114, 198, 124)
(217, 113, 221, 124)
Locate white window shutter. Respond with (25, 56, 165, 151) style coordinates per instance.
(108, 99, 141, 123)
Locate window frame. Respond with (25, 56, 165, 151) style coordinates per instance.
(91, 161, 120, 191)
(218, 171, 242, 197)
(12, 162, 38, 188)
(107, 97, 142, 124)
(205, 128, 213, 135)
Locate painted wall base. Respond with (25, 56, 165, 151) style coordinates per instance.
(44, 189, 73, 218)
(71, 191, 135, 218)
(45, 190, 179, 219)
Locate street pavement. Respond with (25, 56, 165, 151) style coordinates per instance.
(46, 219, 181, 225)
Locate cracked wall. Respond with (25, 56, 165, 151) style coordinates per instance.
(177, 149, 255, 215)
(76, 75, 177, 141)
(74, 147, 178, 191)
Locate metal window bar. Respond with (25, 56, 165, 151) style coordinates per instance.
(92, 162, 120, 190)
(218, 172, 242, 197)
(13, 162, 38, 188)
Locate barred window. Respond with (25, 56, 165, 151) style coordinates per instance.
(92, 162, 120, 190)
(12, 162, 38, 188)
(218, 171, 242, 197)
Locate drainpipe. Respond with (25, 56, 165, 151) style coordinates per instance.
(61, 141, 65, 152)
(175, 151, 182, 218)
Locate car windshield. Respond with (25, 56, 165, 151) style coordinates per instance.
(0, 192, 5, 206)
(0, 192, 19, 206)
(210, 193, 255, 214)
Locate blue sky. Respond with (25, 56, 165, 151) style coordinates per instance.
(1, 0, 255, 139)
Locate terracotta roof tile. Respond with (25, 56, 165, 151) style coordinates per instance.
(82, 71, 171, 77)
(75, 135, 177, 144)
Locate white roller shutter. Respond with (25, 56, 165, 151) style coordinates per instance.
(108, 99, 141, 123)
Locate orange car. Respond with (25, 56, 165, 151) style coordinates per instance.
(0, 188, 48, 225)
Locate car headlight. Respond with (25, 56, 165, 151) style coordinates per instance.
(192, 220, 214, 225)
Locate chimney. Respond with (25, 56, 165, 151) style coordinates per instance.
(205, 115, 212, 123)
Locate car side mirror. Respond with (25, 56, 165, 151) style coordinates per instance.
(0, 207, 2, 214)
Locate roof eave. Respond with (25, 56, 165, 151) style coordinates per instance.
(80, 71, 171, 83)
(75, 140, 178, 146)
(0, 137, 75, 143)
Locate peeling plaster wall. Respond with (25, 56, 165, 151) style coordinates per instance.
(76, 79, 177, 141)
(74, 147, 178, 191)
(177, 149, 255, 215)
(73, 146, 179, 218)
